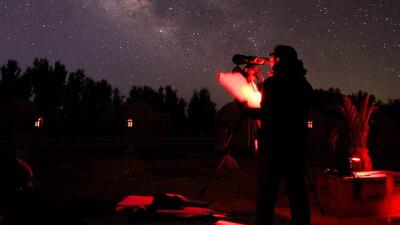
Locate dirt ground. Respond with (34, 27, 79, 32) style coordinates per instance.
(15, 146, 400, 225)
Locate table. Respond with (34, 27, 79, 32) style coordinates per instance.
(316, 170, 400, 224)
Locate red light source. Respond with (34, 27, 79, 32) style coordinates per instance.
(350, 157, 361, 162)
(215, 220, 246, 225)
(307, 121, 313, 129)
(241, 85, 261, 108)
(216, 72, 261, 108)
(349, 157, 362, 172)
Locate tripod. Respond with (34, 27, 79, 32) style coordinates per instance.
(198, 64, 264, 199)
(198, 100, 261, 199)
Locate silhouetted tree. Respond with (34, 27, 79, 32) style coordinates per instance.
(73, 78, 112, 137)
(312, 87, 342, 116)
(157, 87, 166, 111)
(187, 88, 216, 137)
(112, 88, 125, 113)
(382, 99, 400, 133)
(27, 59, 67, 109)
(188, 90, 201, 136)
(81, 79, 113, 116)
(127, 85, 187, 136)
(64, 69, 87, 121)
(17, 70, 32, 102)
(0, 60, 31, 107)
(127, 86, 162, 110)
(127, 85, 186, 116)
(164, 86, 187, 136)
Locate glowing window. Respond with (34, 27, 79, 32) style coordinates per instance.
(127, 118, 133, 128)
(307, 121, 313, 129)
(34, 117, 44, 128)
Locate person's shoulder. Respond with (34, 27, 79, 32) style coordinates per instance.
(301, 78, 313, 95)
(263, 76, 279, 84)
(303, 78, 313, 90)
(262, 76, 278, 89)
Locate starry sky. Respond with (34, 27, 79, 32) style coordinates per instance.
(1, 0, 399, 108)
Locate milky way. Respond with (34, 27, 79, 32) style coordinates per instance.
(1, 0, 399, 107)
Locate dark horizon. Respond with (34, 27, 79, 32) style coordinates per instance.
(1, 57, 400, 143)
(1, 57, 399, 110)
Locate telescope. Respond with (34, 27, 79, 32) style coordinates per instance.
(232, 54, 271, 66)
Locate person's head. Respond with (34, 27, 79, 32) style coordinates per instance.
(269, 45, 307, 77)
(270, 45, 298, 64)
(268, 54, 279, 68)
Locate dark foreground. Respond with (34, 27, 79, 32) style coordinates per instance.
(9, 144, 400, 225)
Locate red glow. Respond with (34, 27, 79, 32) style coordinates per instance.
(240, 85, 261, 108)
(307, 121, 313, 129)
(215, 220, 246, 225)
(392, 194, 400, 216)
(115, 195, 153, 212)
(216, 72, 261, 108)
(386, 171, 400, 222)
(17, 158, 33, 178)
(157, 207, 216, 218)
(254, 139, 259, 152)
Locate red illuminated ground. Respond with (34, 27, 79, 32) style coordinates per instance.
(20, 146, 400, 225)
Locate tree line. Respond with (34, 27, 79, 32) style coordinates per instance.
(311, 87, 400, 135)
(1, 58, 400, 139)
(0, 59, 216, 138)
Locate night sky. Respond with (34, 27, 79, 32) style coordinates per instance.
(1, 0, 399, 108)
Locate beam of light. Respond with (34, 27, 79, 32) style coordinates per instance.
(216, 72, 261, 108)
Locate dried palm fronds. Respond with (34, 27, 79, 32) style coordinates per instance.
(337, 94, 376, 171)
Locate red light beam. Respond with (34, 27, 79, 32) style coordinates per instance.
(216, 72, 261, 108)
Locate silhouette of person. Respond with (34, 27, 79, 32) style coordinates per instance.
(256, 45, 313, 225)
